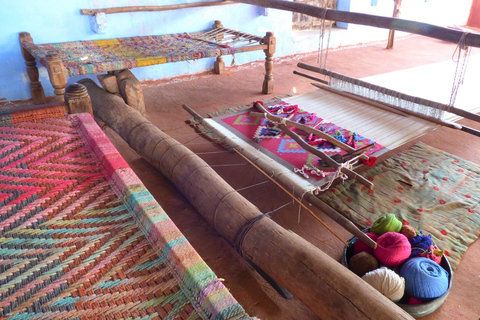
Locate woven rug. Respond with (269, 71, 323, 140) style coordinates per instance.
(318, 142, 480, 271)
(0, 106, 249, 319)
(216, 100, 384, 180)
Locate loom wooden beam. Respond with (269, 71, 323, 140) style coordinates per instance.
(19, 32, 46, 105)
(79, 78, 413, 320)
(80, 1, 234, 15)
(231, 0, 480, 48)
(387, 0, 403, 49)
(262, 32, 276, 94)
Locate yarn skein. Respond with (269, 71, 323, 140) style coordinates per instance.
(400, 224, 417, 240)
(374, 232, 411, 267)
(353, 232, 380, 255)
(371, 213, 403, 234)
(349, 252, 379, 277)
(362, 267, 405, 302)
(399, 257, 449, 300)
(410, 234, 433, 257)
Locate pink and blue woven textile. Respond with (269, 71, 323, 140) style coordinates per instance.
(0, 106, 249, 319)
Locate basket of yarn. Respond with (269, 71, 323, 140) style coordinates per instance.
(343, 214, 452, 318)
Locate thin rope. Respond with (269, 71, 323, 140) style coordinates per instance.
(235, 180, 270, 192)
(449, 32, 471, 108)
(232, 147, 348, 246)
(195, 150, 231, 155)
(264, 201, 293, 216)
(233, 201, 292, 258)
(317, 4, 332, 78)
(210, 163, 249, 167)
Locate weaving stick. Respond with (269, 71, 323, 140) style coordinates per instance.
(297, 62, 480, 124)
(254, 102, 374, 190)
(183, 104, 377, 249)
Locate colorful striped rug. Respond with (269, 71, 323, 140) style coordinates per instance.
(318, 142, 480, 271)
(21, 33, 237, 77)
(0, 105, 249, 319)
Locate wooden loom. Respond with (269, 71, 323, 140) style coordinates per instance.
(79, 79, 412, 320)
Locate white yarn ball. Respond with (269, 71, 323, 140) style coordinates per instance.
(362, 267, 405, 302)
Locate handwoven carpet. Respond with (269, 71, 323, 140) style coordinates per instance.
(0, 106, 249, 319)
(318, 142, 480, 271)
(216, 100, 384, 181)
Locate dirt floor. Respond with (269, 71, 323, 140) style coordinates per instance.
(102, 35, 480, 320)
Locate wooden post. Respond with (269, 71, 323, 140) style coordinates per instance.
(79, 78, 414, 320)
(387, 0, 403, 49)
(262, 31, 275, 94)
(115, 69, 147, 117)
(19, 32, 46, 104)
(213, 20, 226, 74)
(45, 53, 68, 102)
(65, 83, 93, 115)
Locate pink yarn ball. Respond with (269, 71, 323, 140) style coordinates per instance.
(374, 232, 411, 267)
(354, 232, 380, 255)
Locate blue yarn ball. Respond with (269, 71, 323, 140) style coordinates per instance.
(399, 257, 449, 300)
(410, 235, 433, 257)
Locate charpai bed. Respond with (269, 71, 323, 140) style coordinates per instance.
(19, 20, 276, 104)
(0, 104, 250, 319)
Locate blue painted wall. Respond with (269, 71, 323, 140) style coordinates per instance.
(0, 0, 292, 102)
(0, 0, 472, 102)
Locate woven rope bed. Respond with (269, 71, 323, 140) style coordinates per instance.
(0, 105, 250, 319)
(19, 20, 276, 103)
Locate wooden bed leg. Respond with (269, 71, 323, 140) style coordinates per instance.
(214, 56, 225, 74)
(46, 53, 68, 102)
(65, 83, 93, 115)
(262, 31, 276, 94)
(19, 32, 46, 104)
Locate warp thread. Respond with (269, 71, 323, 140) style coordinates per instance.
(362, 267, 405, 302)
(400, 257, 449, 301)
(374, 232, 411, 267)
(371, 213, 403, 234)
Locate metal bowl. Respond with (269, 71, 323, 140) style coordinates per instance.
(343, 231, 453, 318)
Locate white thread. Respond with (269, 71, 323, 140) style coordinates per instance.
(449, 32, 471, 108)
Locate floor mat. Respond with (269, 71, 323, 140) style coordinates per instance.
(318, 142, 480, 271)
(0, 106, 248, 319)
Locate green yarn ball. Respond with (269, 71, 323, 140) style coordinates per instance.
(371, 213, 402, 234)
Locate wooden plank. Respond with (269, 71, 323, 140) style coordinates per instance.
(231, 0, 480, 48)
(81, 1, 234, 15)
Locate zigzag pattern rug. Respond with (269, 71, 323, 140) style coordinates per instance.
(0, 106, 248, 319)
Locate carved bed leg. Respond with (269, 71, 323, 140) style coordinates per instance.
(65, 83, 93, 115)
(213, 20, 226, 74)
(214, 56, 225, 74)
(46, 53, 68, 102)
(19, 32, 46, 104)
(262, 32, 276, 94)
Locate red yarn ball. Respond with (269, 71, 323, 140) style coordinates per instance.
(353, 232, 380, 255)
(374, 232, 411, 267)
(408, 297, 424, 305)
